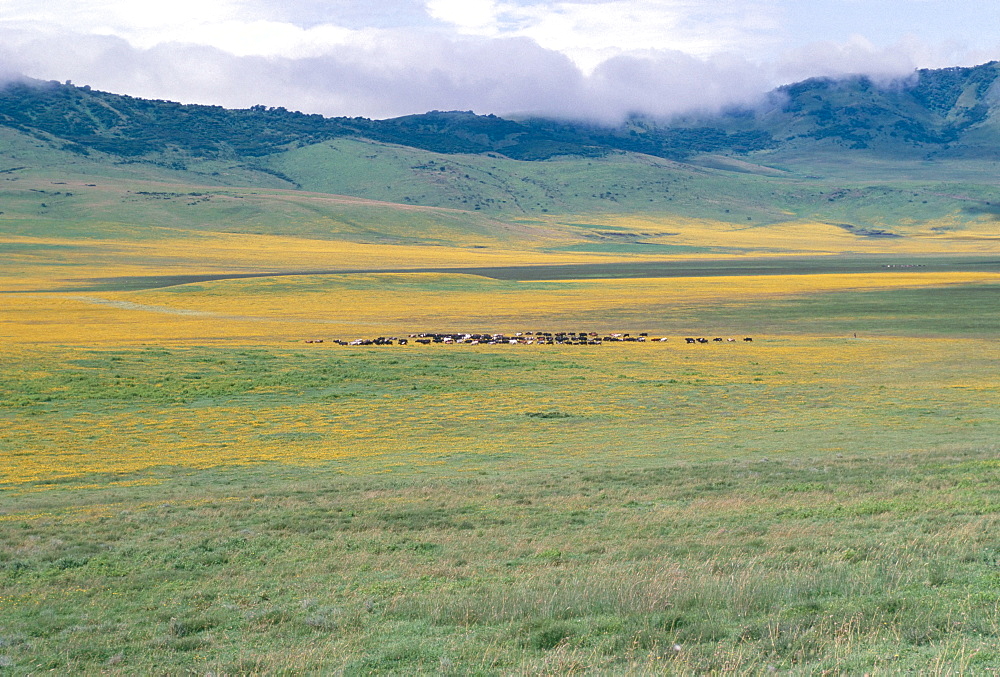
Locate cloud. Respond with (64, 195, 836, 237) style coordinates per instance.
(426, 0, 503, 34)
(0, 0, 379, 58)
(0, 22, 776, 121)
(425, 0, 782, 72)
(775, 36, 923, 84)
(0, 26, 587, 118)
(581, 51, 775, 121)
(2, 0, 999, 124)
(0, 24, 977, 123)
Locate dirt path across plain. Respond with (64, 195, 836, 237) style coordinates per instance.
(6, 254, 1000, 292)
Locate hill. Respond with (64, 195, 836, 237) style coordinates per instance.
(0, 78, 775, 164)
(764, 62, 1000, 154)
(3, 62, 1000, 166)
(2, 64, 1000, 252)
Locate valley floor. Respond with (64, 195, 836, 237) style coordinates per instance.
(2, 253, 999, 673)
(1, 162, 1000, 671)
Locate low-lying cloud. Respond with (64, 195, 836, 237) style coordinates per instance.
(0, 23, 994, 122)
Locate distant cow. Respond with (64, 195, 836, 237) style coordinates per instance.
(744, 337, 753, 342)
(684, 337, 696, 344)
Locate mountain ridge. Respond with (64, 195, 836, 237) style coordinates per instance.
(3, 63, 1000, 238)
(3, 61, 1000, 167)
(0, 78, 775, 163)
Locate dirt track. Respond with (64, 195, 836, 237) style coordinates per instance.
(6, 254, 999, 293)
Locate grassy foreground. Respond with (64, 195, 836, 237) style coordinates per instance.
(3, 445, 1000, 674)
(2, 317, 999, 673)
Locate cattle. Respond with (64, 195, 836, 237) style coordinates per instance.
(331, 330, 758, 348)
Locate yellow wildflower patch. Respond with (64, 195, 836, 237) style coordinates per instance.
(1, 337, 997, 484)
(3, 270, 999, 345)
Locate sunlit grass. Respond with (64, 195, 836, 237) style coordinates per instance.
(4, 270, 1000, 345)
(2, 336, 996, 485)
(560, 213, 1000, 255)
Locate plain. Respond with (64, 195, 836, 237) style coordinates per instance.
(1, 123, 1000, 673)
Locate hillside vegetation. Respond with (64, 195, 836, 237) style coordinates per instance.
(4, 62, 1000, 166)
(2, 64, 1000, 251)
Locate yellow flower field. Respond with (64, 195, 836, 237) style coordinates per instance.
(4, 270, 1000, 345)
(2, 336, 997, 484)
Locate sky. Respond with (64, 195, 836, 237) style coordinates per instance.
(2, 0, 1000, 121)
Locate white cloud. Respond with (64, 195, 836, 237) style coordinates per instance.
(0, 0, 376, 58)
(2, 0, 1000, 123)
(424, 0, 782, 72)
(0, 0, 245, 37)
(425, 0, 503, 34)
(581, 51, 775, 120)
(0, 23, 772, 120)
(771, 34, 986, 85)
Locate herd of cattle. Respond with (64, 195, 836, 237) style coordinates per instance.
(304, 332, 754, 346)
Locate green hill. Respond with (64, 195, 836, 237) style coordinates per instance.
(0, 79, 773, 164)
(747, 62, 1000, 154)
(7, 63, 999, 164)
(3, 64, 1000, 247)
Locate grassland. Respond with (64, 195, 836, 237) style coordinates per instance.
(2, 328, 999, 673)
(2, 138, 1000, 672)
(3, 268, 1000, 673)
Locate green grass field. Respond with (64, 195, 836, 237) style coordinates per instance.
(2, 129, 1000, 672)
(2, 280, 999, 674)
